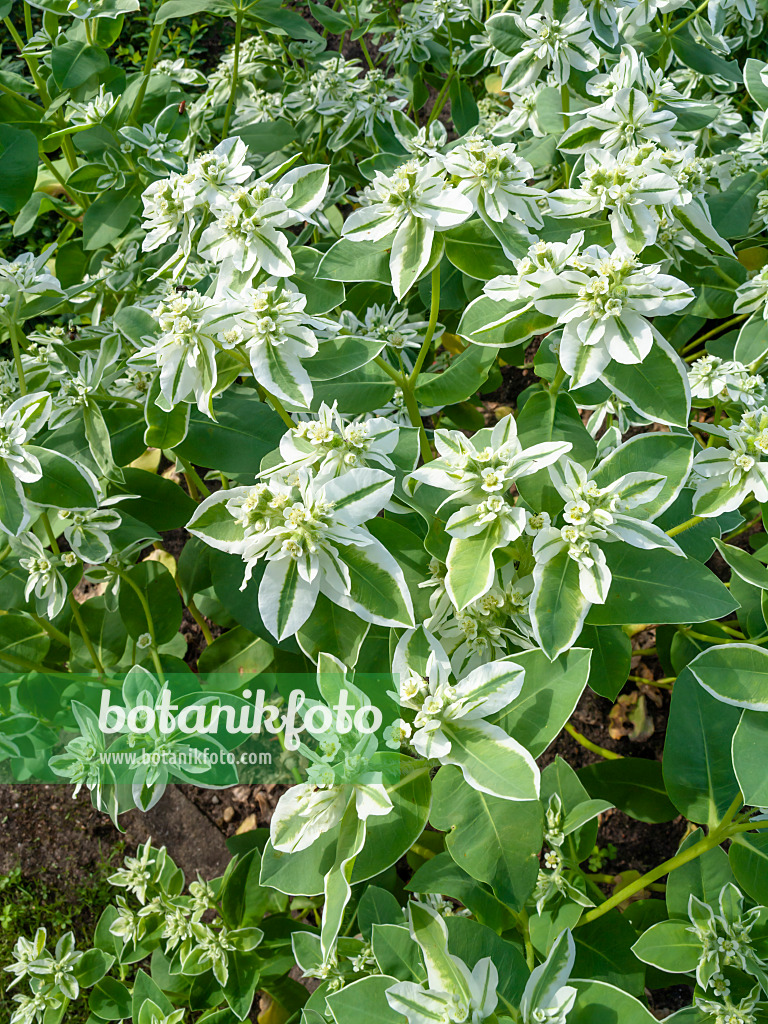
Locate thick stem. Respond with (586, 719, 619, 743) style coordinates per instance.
(4, 15, 51, 106)
(31, 613, 71, 648)
(426, 71, 455, 129)
(549, 364, 567, 395)
(263, 388, 296, 429)
(221, 7, 243, 139)
(9, 310, 28, 396)
(114, 568, 166, 683)
(565, 722, 622, 760)
(129, 20, 164, 124)
(40, 512, 104, 673)
(668, 0, 709, 33)
(666, 515, 704, 537)
(408, 264, 441, 385)
(187, 597, 214, 645)
(579, 792, 743, 925)
(175, 453, 211, 498)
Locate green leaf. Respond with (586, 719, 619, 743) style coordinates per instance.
(662, 667, 741, 826)
(233, 118, 298, 154)
(407, 853, 511, 931)
(0, 125, 38, 215)
(154, 0, 220, 21)
(110, 468, 197, 532)
(516, 391, 596, 513)
(688, 643, 768, 711)
(448, 76, 478, 134)
(131, 970, 174, 1022)
(117, 560, 181, 645)
(311, 363, 396, 414)
(197, 626, 273, 684)
(574, 912, 646, 996)
(444, 220, 513, 280)
(531, 545, 590, 659)
(732, 710, 768, 807)
(0, 614, 50, 670)
(446, 524, 502, 611)
(446, 916, 529, 1005)
(24, 446, 99, 509)
(51, 41, 109, 89)
(358, 887, 404, 940)
(144, 377, 189, 449)
(317, 237, 392, 284)
(570, 980, 658, 1024)
(371, 924, 425, 982)
(730, 832, 768, 905)
(601, 342, 689, 428)
(335, 541, 414, 626)
(0, 458, 27, 535)
(670, 32, 741, 84)
(708, 174, 764, 240)
(590, 432, 694, 521)
(744, 58, 768, 109)
(493, 646, 591, 757)
(415, 344, 498, 406)
(666, 829, 735, 919)
(578, 625, 632, 701)
(585, 546, 737, 627)
(631, 920, 700, 975)
(73, 948, 114, 987)
(89, 977, 132, 1020)
(579, 758, 678, 824)
(291, 246, 345, 315)
(441, 718, 539, 801)
(430, 765, 542, 910)
(326, 975, 403, 1024)
(82, 188, 140, 251)
(175, 389, 287, 474)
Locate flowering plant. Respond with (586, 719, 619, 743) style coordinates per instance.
(2, 1, 768, 1023)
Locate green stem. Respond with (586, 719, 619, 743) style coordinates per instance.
(426, 71, 455, 129)
(668, 0, 709, 33)
(263, 389, 295, 429)
(517, 908, 535, 971)
(666, 515, 704, 537)
(374, 355, 432, 460)
(31, 613, 71, 648)
(40, 153, 89, 210)
(579, 792, 744, 925)
(187, 597, 214, 645)
(549, 364, 567, 395)
(41, 512, 104, 673)
(408, 263, 441, 385)
(221, 7, 243, 139)
(129, 19, 164, 124)
(114, 567, 166, 682)
(682, 315, 747, 353)
(4, 16, 51, 106)
(9, 311, 28, 396)
(68, 597, 105, 674)
(565, 722, 622, 760)
(175, 453, 211, 499)
(403, 382, 433, 463)
(0, 80, 42, 112)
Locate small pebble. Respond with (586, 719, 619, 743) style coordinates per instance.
(222, 806, 234, 823)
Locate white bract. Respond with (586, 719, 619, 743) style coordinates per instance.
(341, 159, 473, 298)
(692, 407, 768, 515)
(392, 627, 539, 801)
(188, 467, 414, 640)
(531, 243, 694, 387)
(386, 902, 500, 1024)
(491, 8, 600, 88)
